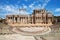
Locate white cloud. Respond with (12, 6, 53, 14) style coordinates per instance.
(29, 4, 34, 8)
(41, 0, 50, 9)
(45, 0, 50, 3)
(39, 0, 50, 2)
(22, 4, 27, 9)
(28, 0, 50, 10)
(42, 3, 47, 9)
(0, 5, 20, 15)
(55, 8, 60, 12)
(19, 10, 30, 15)
(5, 6, 12, 11)
(0, 4, 30, 16)
(0, 0, 51, 18)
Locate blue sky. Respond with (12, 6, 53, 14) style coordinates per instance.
(0, 0, 60, 18)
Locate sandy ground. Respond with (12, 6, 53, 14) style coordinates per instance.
(0, 34, 35, 40)
(0, 33, 60, 40)
(0, 23, 60, 40)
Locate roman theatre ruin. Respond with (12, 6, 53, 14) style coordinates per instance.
(6, 9, 53, 36)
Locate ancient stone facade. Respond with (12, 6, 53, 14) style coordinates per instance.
(6, 9, 53, 26)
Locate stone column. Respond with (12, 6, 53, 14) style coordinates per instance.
(25, 17, 26, 24)
(12, 17, 14, 24)
(14, 17, 16, 23)
(28, 17, 30, 24)
(17, 17, 20, 23)
(45, 14, 46, 24)
(10, 17, 13, 23)
(20, 17, 22, 22)
(21, 17, 23, 24)
(22, 17, 23, 23)
(26, 17, 29, 24)
(27, 17, 28, 24)
(41, 15, 42, 24)
(19, 17, 20, 23)
(6, 17, 8, 24)
(52, 16, 53, 23)
(23, 17, 24, 24)
(32, 17, 33, 24)
(51, 17, 53, 24)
